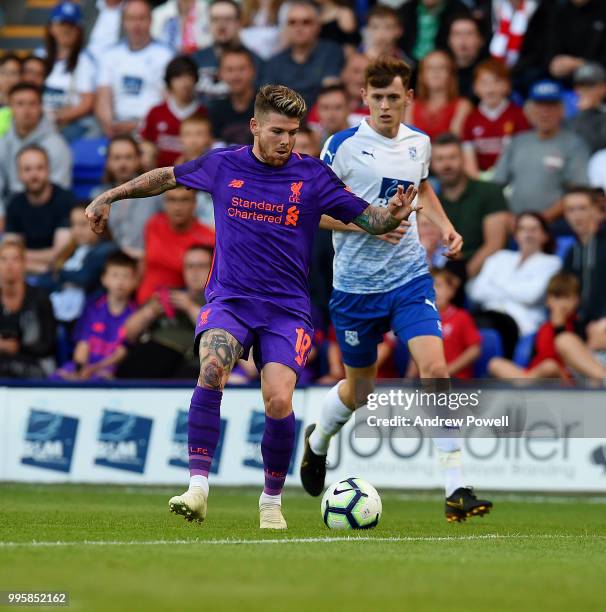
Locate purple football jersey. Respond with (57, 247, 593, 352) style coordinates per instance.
(174, 146, 368, 317)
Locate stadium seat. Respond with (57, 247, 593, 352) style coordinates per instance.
(70, 137, 109, 200)
(513, 333, 536, 368)
(474, 328, 505, 378)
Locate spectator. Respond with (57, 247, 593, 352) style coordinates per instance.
(317, 0, 360, 51)
(589, 148, 606, 194)
(399, 0, 471, 63)
(562, 187, 606, 344)
(5, 145, 75, 275)
(208, 47, 256, 145)
(431, 133, 509, 279)
(117, 244, 211, 378)
(85, 0, 123, 62)
(462, 58, 529, 177)
(489, 0, 540, 68)
(240, 0, 284, 60)
(137, 187, 215, 303)
(467, 211, 562, 357)
(54, 251, 138, 380)
(311, 84, 350, 145)
(21, 55, 47, 88)
(294, 125, 321, 156)
(340, 52, 370, 125)
(361, 6, 406, 62)
(566, 63, 606, 155)
(140, 55, 207, 167)
(432, 268, 482, 379)
(191, 0, 262, 103)
(0, 240, 56, 378)
(0, 54, 21, 137)
(404, 50, 472, 140)
(447, 13, 488, 100)
(94, 135, 164, 260)
(493, 80, 590, 221)
(151, 0, 211, 54)
(489, 272, 606, 382)
(548, 0, 606, 84)
(37, 204, 117, 323)
(42, 1, 98, 142)
(263, 0, 344, 107)
(95, 0, 174, 137)
(0, 83, 72, 222)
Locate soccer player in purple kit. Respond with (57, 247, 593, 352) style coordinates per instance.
(86, 84, 419, 529)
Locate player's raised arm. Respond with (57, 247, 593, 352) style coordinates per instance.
(352, 184, 419, 235)
(85, 166, 178, 234)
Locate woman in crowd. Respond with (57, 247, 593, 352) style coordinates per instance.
(42, 1, 97, 141)
(467, 211, 562, 358)
(404, 49, 472, 140)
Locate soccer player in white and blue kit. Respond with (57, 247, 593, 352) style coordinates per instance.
(300, 57, 492, 522)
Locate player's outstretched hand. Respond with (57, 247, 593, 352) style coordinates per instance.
(443, 229, 463, 258)
(387, 184, 420, 221)
(85, 196, 111, 234)
(375, 220, 411, 245)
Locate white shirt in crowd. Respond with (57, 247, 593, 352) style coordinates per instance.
(467, 249, 562, 336)
(87, 0, 124, 62)
(97, 40, 174, 122)
(588, 149, 606, 194)
(43, 51, 96, 112)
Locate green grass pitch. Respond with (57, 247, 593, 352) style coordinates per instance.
(1, 484, 605, 612)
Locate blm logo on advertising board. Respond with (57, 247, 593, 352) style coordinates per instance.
(242, 410, 302, 473)
(168, 409, 227, 474)
(95, 410, 153, 474)
(21, 409, 79, 473)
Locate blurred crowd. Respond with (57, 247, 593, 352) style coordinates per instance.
(0, 0, 605, 384)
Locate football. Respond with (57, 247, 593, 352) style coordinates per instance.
(321, 477, 382, 529)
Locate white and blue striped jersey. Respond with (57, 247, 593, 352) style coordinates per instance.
(321, 118, 430, 294)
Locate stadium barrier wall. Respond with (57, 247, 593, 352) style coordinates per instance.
(1, 386, 605, 492)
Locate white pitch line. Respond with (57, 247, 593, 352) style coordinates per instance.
(1, 534, 604, 549)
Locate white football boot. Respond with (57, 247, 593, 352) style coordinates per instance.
(168, 487, 207, 524)
(259, 503, 287, 529)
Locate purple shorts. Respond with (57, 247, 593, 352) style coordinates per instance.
(194, 297, 314, 376)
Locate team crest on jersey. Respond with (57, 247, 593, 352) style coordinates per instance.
(408, 146, 417, 160)
(344, 330, 360, 346)
(289, 181, 303, 203)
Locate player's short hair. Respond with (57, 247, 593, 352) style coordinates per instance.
(547, 272, 579, 298)
(433, 132, 462, 148)
(209, 0, 241, 18)
(16, 143, 49, 164)
(317, 83, 348, 100)
(563, 185, 599, 205)
(254, 84, 307, 120)
(367, 5, 401, 25)
(165, 55, 199, 87)
(8, 82, 42, 100)
(103, 250, 138, 274)
(364, 56, 412, 89)
(431, 267, 461, 289)
(474, 58, 511, 83)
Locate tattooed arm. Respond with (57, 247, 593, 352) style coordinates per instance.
(85, 167, 178, 234)
(352, 184, 420, 235)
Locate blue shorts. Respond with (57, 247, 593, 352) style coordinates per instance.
(330, 273, 442, 368)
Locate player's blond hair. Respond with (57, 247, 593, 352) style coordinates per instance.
(254, 85, 307, 120)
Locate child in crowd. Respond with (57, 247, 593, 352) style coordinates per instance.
(462, 59, 529, 178)
(489, 272, 606, 381)
(54, 251, 137, 380)
(409, 269, 481, 379)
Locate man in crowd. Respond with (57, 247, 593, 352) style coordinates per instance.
(96, 0, 174, 137)
(313, 84, 350, 146)
(0, 83, 72, 225)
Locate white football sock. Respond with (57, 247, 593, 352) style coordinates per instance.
(309, 380, 353, 455)
(259, 491, 281, 507)
(433, 437, 464, 497)
(189, 475, 209, 497)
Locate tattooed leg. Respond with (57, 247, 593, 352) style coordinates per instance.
(197, 328, 244, 390)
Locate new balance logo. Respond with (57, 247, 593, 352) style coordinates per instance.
(289, 181, 303, 203)
(229, 179, 245, 188)
(285, 205, 300, 226)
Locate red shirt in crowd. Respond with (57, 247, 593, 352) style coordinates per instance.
(137, 212, 215, 304)
(440, 305, 482, 379)
(140, 100, 207, 167)
(410, 98, 462, 141)
(462, 101, 529, 171)
(528, 316, 576, 378)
